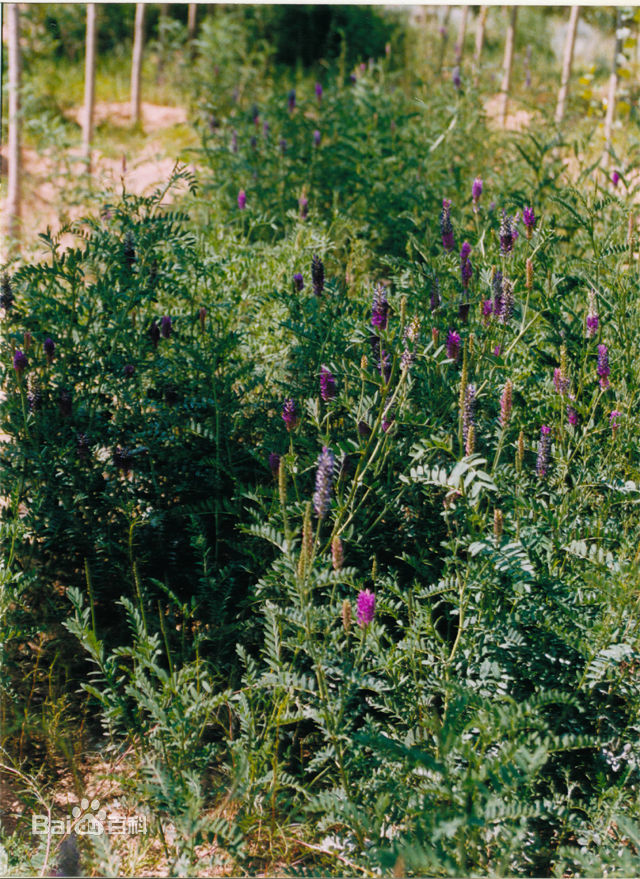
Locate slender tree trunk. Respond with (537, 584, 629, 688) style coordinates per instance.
(187, 3, 197, 40)
(82, 4, 97, 176)
(130, 3, 145, 127)
(499, 7, 518, 128)
(603, 8, 622, 172)
(7, 3, 21, 250)
(555, 6, 580, 124)
(455, 6, 469, 66)
(473, 6, 488, 85)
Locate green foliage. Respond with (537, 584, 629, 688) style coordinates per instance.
(4, 6, 640, 876)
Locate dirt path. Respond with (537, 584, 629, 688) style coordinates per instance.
(1, 101, 195, 259)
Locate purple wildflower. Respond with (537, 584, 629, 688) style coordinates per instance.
(123, 364, 135, 378)
(499, 210, 518, 254)
(536, 425, 552, 478)
(299, 194, 308, 220)
(293, 272, 304, 292)
(610, 409, 622, 434)
(356, 589, 376, 628)
(268, 452, 280, 475)
(313, 129, 321, 147)
(440, 199, 455, 252)
(313, 446, 335, 519)
(282, 398, 298, 431)
(44, 337, 55, 363)
(597, 344, 610, 389)
(160, 316, 172, 339)
(612, 171, 620, 187)
(288, 88, 296, 112)
(472, 177, 483, 205)
(312, 255, 324, 296)
(315, 82, 323, 101)
(446, 330, 461, 362)
(13, 349, 27, 375)
(382, 402, 395, 432)
(320, 366, 337, 401)
(523, 206, 536, 238)
(493, 344, 502, 357)
(482, 299, 493, 326)
(567, 406, 578, 426)
(452, 66, 461, 90)
(498, 278, 514, 325)
(237, 189, 246, 210)
(587, 289, 599, 338)
(371, 285, 389, 330)
(349, 73, 357, 85)
(553, 366, 570, 397)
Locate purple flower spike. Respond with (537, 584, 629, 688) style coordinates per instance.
(288, 88, 296, 112)
(313, 129, 321, 147)
(237, 189, 247, 210)
(597, 344, 610, 389)
(446, 330, 461, 362)
(13, 349, 28, 375)
(440, 199, 455, 252)
(320, 366, 337, 401)
(299, 195, 309, 220)
(371, 285, 389, 330)
(500, 210, 518, 254)
(44, 337, 55, 363)
(523, 206, 536, 231)
(482, 299, 493, 326)
(610, 409, 622, 434)
(567, 406, 578, 426)
(356, 589, 376, 628)
(587, 289, 599, 338)
(293, 272, 304, 292)
(452, 66, 461, 90)
(315, 82, 323, 101)
(612, 171, 620, 187)
(269, 452, 281, 475)
(472, 177, 483, 203)
(313, 446, 335, 519)
(160, 316, 172, 339)
(536, 425, 552, 478)
(282, 398, 298, 431)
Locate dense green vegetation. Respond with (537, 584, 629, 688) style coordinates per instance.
(2, 5, 640, 877)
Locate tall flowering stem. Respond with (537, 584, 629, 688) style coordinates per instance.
(440, 199, 455, 251)
(597, 344, 610, 390)
(313, 446, 335, 520)
(536, 425, 552, 479)
(371, 284, 389, 330)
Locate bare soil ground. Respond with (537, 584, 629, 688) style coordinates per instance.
(1, 101, 194, 260)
